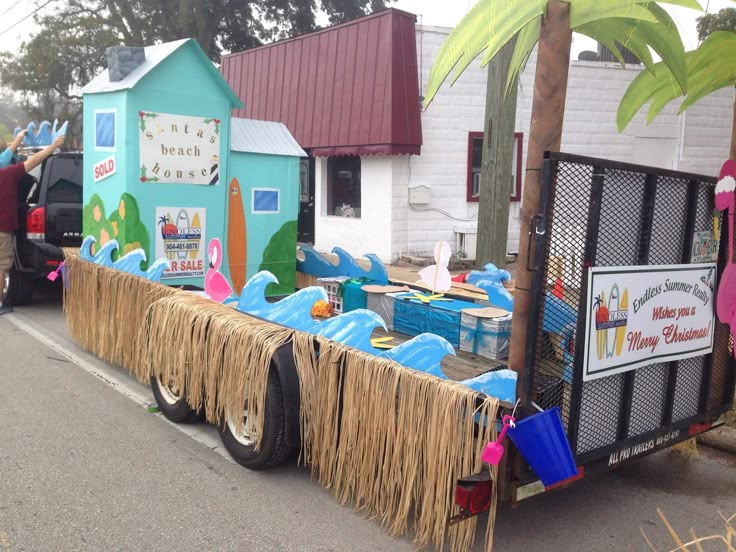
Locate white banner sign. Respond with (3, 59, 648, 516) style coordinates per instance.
(139, 112, 220, 185)
(583, 264, 716, 382)
(93, 155, 116, 183)
(155, 207, 206, 279)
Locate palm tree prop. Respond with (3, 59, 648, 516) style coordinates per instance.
(424, 0, 698, 397)
(425, 0, 699, 105)
(617, 29, 736, 160)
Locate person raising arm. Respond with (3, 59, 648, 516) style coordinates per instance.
(0, 129, 28, 168)
(0, 134, 65, 314)
(22, 135, 64, 172)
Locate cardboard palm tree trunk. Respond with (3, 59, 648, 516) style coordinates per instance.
(509, 1, 573, 400)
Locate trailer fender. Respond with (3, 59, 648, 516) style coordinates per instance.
(271, 341, 302, 448)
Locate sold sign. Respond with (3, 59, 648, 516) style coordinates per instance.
(93, 155, 116, 183)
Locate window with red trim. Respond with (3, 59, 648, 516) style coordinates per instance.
(467, 132, 523, 203)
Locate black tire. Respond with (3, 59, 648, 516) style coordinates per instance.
(150, 375, 204, 424)
(218, 368, 294, 470)
(3, 269, 35, 307)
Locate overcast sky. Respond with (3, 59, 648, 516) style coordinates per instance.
(0, 1, 733, 57)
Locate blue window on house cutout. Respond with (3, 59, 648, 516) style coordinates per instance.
(95, 111, 115, 150)
(252, 189, 280, 214)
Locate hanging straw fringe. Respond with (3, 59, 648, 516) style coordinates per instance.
(291, 335, 500, 552)
(64, 257, 501, 552)
(63, 255, 181, 375)
(142, 294, 294, 442)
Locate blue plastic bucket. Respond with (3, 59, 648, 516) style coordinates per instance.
(507, 407, 577, 487)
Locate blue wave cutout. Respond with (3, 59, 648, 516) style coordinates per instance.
(297, 245, 388, 284)
(14, 120, 68, 147)
(235, 271, 518, 403)
(236, 271, 453, 376)
(80, 236, 169, 281)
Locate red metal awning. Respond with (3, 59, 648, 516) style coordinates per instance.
(221, 9, 423, 156)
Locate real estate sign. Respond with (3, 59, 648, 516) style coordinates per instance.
(155, 207, 206, 279)
(583, 264, 716, 382)
(138, 111, 221, 185)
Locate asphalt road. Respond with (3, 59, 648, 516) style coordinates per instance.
(1, 281, 735, 552)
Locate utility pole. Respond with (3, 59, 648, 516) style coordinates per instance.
(475, 36, 518, 270)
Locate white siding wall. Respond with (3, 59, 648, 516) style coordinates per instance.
(411, 25, 734, 257)
(313, 155, 395, 262)
(679, 88, 734, 174)
(408, 26, 484, 256)
(391, 155, 411, 261)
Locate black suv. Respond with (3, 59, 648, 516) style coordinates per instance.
(2, 150, 83, 306)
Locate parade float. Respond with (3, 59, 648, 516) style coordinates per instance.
(61, 38, 735, 552)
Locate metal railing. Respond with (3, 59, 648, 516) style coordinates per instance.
(522, 152, 735, 464)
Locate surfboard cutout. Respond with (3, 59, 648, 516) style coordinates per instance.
(597, 289, 606, 361)
(190, 213, 201, 260)
(615, 288, 628, 357)
(227, 177, 247, 295)
(606, 285, 619, 359)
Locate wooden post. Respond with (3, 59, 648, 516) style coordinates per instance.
(508, 1, 572, 402)
(475, 37, 519, 270)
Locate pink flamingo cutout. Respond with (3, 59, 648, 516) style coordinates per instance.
(715, 159, 736, 357)
(205, 238, 233, 303)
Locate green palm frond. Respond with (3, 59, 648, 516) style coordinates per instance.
(679, 31, 736, 110)
(649, 0, 704, 8)
(616, 59, 681, 130)
(569, 0, 701, 28)
(576, 4, 688, 93)
(617, 31, 736, 131)
(424, 0, 547, 107)
(505, 16, 542, 94)
(576, 20, 655, 68)
(570, 1, 656, 28)
(425, 0, 701, 109)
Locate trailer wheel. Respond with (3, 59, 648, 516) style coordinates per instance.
(219, 368, 294, 470)
(150, 375, 203, 424)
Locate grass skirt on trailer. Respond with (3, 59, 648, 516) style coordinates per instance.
(62, 255, 501, 552)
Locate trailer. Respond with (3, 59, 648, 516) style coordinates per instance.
(148, 151, 734, 498)
(63, 150, 734, 552)
(66, 37, 734, 552)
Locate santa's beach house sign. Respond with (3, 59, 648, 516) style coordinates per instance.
(139, 111, 220, 185)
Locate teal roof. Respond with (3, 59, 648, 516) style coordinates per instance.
(82, 39, 243, 108)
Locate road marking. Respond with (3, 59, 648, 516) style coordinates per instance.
(4, 313, 235, 464)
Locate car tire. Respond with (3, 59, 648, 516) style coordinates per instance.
(219, 368, 295, 470)
(150, 375, 204, 424)
(3, 269, 34, 307)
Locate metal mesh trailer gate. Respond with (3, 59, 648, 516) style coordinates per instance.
(521, 152, 735, 472)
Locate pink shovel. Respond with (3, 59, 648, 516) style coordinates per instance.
(481, 415, 516, 466)
(47, 262, 64, 282)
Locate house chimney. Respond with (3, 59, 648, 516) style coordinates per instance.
(106, 46, 146, 82)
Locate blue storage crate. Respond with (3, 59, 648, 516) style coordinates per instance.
(392, 294, 482, 348)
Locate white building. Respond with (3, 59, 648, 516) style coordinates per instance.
(223, 10, 734, 263)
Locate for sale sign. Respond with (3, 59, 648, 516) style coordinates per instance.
(154, 207, 206, 280)
(583, 264, 716, 382)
